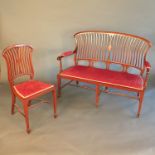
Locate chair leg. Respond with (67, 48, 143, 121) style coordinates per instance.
(11, 93, 16, 115)
(104, 87, 108, 92)
(28, 100, 32, 107)
(76, 81, 79, 87)
(52, 87, 57, 118)
(23, 101, 31, 134)
(96, 85, 100, 107)
(137, 91, 144, 118)
(57, 76, 61, 97)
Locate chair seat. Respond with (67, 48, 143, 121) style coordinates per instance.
(60, 65, 144, 90)
(13, 80, 54, 99)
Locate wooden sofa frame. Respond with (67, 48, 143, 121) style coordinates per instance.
(57, 31, 151, 117)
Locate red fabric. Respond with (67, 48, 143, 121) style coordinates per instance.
(14, 80, 53, 98)
(60, 66, 144, 90)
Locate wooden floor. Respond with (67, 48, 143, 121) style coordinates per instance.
(0, 82, 155, 155)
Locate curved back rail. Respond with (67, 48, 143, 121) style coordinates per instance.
(74, 31, 151, 73)
(2, 44, 34, 86)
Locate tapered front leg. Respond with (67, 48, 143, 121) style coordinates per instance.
(52, 87, 57, 118)
(23, 101, 31, 134)
(11, 93, 16, 114)
(137, 91, 144, 118)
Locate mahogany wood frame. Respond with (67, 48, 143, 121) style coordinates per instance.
(3, 44, 57, 133)
(57, 31, 151, 117)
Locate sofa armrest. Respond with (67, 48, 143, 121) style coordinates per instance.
(57, 51, 75, 72)
(143, 60, 151, 88)
(144, 60, 151, 72)
(57, 51, 75, 60)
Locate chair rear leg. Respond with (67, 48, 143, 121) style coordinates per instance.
(57, 76, 61, 97)
(104, 87, 108, 92)
(23, 101, 31, 134)
(11, 93, 16, 115)
(28, 100, 32, 107)
(137, 91, 144, 118)
(76, 81, 79, 87)
(52, 87, 57, 118)
(96, 85, 100, 107)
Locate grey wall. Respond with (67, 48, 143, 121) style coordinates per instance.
(0, 0, 155, 83)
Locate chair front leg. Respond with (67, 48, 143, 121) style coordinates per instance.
(11, 93, 16, 115)
(137, 91, 144, 118)
(52, 87, 57, 118)
(23, 100, 31, 134)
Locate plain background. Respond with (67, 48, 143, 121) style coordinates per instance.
(0, 0, 155, 83)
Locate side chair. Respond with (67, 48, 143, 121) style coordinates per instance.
(3, 44, 57, 133)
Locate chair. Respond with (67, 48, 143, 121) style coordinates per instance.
(3, 44, 57, 133)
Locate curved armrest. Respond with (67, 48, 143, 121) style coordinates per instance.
(143, 60, 151, 88)
(57, 51, 75, 60)
(144, 61, 151, 72)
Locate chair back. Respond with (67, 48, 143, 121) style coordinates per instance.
(3, 44, 34, 86)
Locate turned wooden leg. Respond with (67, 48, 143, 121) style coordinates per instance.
(96, 85, 100, 107)
(52, 87, 57, 118)
(57, 76, 61, 97)
(137, 91, 144, 118)
(11, 93, 16, 115)
(23, 101, 31, 134)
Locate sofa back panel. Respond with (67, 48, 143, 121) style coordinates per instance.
(74, 31, 151, 71)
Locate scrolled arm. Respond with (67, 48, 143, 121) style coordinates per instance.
(57, 51, 75, 60)
(143, 60, 151, 88)
(144, 60, 151, 72)
(57, 51, 76, 72)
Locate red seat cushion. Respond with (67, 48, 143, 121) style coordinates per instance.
(60, 65, 144, 90)
(13, 80, 54, 99)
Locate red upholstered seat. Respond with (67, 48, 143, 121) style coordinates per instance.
(14, 80, 54, 99)
(60, 65, 144, 90)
